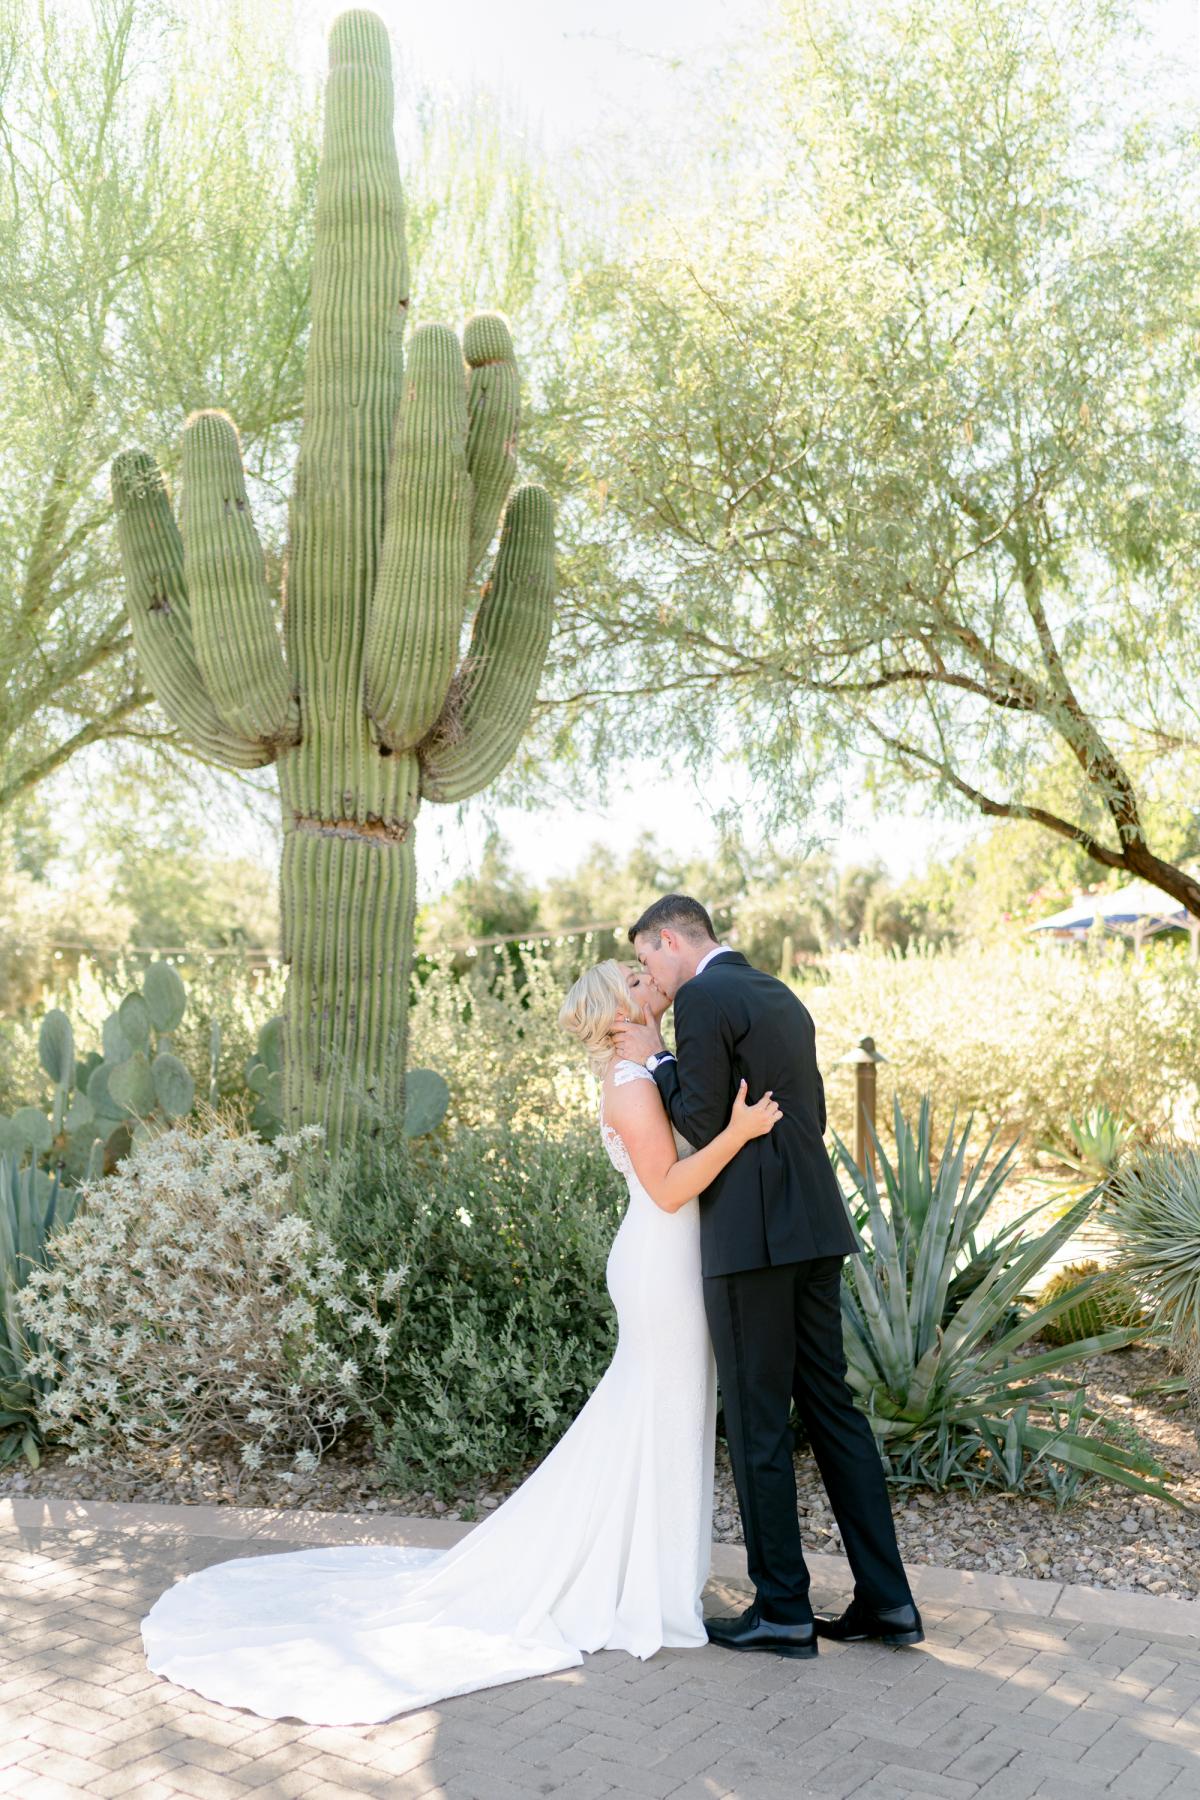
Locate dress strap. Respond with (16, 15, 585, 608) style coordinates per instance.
(612, 1058, 655, 1087)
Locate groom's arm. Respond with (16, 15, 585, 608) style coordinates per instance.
(651, 982, 735, 1151)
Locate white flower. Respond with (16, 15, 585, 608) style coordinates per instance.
(455, 1207, 473, 1228)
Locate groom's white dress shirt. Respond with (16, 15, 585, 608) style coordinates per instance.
(645, 944, 735, 1072)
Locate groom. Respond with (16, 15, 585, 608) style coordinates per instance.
(614, 894, 921, 1658)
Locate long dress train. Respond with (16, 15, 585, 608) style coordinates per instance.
(140, 1061, 718, 1724)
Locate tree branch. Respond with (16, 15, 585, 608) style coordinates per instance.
(0, 689, 151, 812)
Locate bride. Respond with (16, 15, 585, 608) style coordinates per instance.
(140, 959, 780, 1725)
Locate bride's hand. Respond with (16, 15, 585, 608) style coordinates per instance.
(729, 1079, 782, 1144)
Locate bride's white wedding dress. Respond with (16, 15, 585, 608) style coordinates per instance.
(140, 1061, 718, 1725)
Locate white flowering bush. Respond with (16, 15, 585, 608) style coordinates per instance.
(15, 1115, 406, 1474)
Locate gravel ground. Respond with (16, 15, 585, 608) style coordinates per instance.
(4, 1344, 1196, 1599)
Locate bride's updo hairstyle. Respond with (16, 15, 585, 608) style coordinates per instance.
(559, 960, 646, 1078)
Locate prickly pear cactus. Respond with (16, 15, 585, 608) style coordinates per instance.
(110, 11, 554, 1150)
(0, 963, 194, 1182)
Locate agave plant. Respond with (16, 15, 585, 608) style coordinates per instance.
(0, 1153, 78, 1466)
(1037, 1102, 1135, 1187)
(834, 1095, 1027, 1326)
(839, 1100, 1176, 1501)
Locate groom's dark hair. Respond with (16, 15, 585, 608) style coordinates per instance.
(628, 894, 717, 947)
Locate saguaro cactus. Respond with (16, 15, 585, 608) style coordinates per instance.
(110, 10, 555, 1149)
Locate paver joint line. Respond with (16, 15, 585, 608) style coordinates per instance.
(1, 1500, 1198, 1800)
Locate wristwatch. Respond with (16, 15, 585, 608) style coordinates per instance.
(645, 1050, 673, 1073)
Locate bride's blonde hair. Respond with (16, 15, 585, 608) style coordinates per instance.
(558, 960, 646, 1078)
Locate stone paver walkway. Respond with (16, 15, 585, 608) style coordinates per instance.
(1, 1500, 1198, 1799)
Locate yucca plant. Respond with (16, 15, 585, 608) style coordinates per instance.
(0, 1153, 78, 1466)
(1109, 1143, 1200, 1445)
(839, 1100, 1177, 1501)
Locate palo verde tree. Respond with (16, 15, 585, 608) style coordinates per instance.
(0, 0, 319, 817)
(545, 0, 1200, 916)
(110, 10, 556, 1145)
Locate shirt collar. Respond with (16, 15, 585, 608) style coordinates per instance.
(695, 944, 735, 976)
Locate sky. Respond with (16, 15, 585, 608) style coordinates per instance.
(72, 0, 1200, 903)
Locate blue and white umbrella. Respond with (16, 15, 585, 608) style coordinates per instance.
(1028, 879, 1199, 959)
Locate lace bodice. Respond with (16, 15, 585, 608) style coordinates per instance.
(600, 1059, 692, 1178)
(599, 1059, 652, 1176)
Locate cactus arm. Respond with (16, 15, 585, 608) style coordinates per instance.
(180, 410, 299, 749)
(463, 313, 520, 585)
(287, 8, 408, 721)
(364, 322, 470, 750)
(110, 452, 272, 769)
(419, 483, 555, 804)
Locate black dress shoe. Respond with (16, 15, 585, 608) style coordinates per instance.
(814, 1597, 924, 1647)
(704, 1603, 818, 1659)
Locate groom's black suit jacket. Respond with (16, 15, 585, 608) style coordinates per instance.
(651, 951, 858, 1278)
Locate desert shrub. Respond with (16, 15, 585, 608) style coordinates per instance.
(302, 1124, 624, 1494)
(0, 1018, 40, 1117)
(409, 938, 1198, 1153)
(806, 940, 1199, 1148)
(16, 1115, 401, 1475)
(0, 870, 54, 1014)
(408, 953, 595, 1135)
(0, 866, 135, 1018)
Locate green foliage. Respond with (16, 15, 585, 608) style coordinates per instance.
(0, 962, 197, 1182)
(401, 1070, 450, 1139)
(840, 1102, 1174, 1502)
(0, 0, 321, 820)
(408, 952, 595, 1137)
(543, 0, 1200, 911)
(416, 829, 541, 978)
(1036, 1261, 1145, 1349)
(1109, 1146, 1200, 1440)
(807, 940, 1199, 1148)
(0, 1153, 77, 1466)
(1038, 1106, 1137, 1183)
(111, 11, 556, 1154)
(301, 1127, 625, 1495)
(243, 1015, 285, 1142)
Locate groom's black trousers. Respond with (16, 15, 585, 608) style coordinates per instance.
(703, 1254, 912, 1623)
